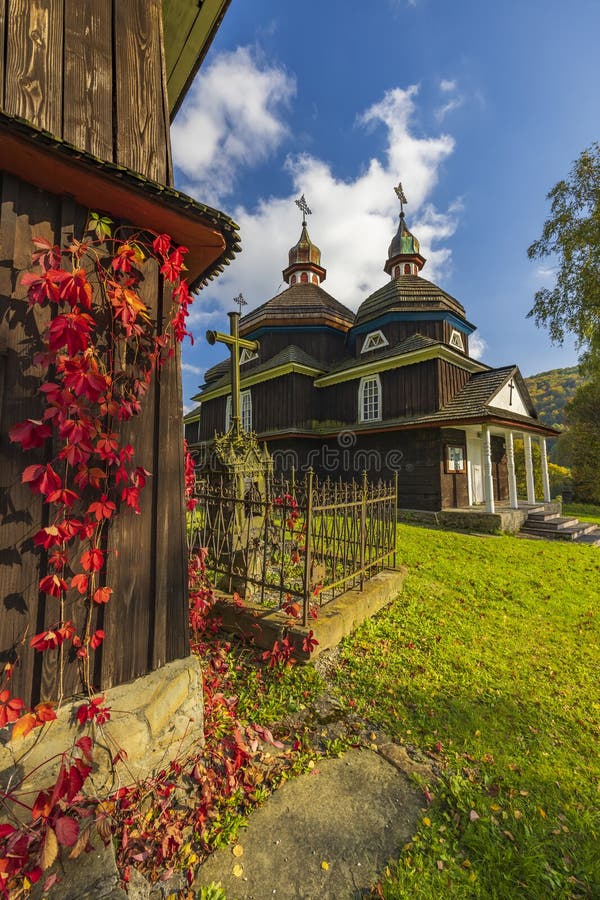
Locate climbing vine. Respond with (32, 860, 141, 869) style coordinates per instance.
(0, 214, 193, 894)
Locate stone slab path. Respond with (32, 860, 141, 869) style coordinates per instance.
(194, 748, 424, 900)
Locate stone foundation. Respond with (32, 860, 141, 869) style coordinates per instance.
(0, 655, 204, 804)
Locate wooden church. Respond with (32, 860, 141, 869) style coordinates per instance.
(186, 187, 557, 514)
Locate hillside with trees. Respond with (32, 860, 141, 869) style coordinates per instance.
(524, 365, 582, 430)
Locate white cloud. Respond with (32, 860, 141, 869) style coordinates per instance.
(469, 331, 487, 360)
(186, 82, 459, 322)
(440, 79, 457, 93)
(434, 79, 464, 121)
(171, 46, 296, 204)
(181, 362, 205, 377)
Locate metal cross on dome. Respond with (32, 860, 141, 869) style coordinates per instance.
(394, 182, 408, 215)
(295, 194, 312, 225)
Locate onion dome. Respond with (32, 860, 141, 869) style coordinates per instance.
(282, 222, 327, 286)
(384, 210, 426, 278)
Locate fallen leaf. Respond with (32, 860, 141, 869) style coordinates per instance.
(41, 827, 58, 870)
(232, 864, 243, 877)
(321, 861, 329, 870)
(436, 860, 444, 870)
(469, 810, 480, 822)
(422, 817, 431, 827)
(233, 844, 244, 858)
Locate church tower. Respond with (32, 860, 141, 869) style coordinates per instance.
(384, 182, 426, 279)
(282, 194, 327, 286)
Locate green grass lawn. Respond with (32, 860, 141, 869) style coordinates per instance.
(563, 502, 600, 526)
(243, 525, 600, 899)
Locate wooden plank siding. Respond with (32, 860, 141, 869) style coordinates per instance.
(0, 176, 188, 704)
(437, 359, 472, 408)
(440, 427, 469, 509)
(63, 0, 113, 160)
(0, 0, 172, 185)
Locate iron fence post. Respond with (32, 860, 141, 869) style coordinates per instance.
(360, 470, 367, 591)
(393, 469, 399, 568)
(302, 467, 314, 626)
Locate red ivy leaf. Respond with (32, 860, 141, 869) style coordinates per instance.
(55, 816, 79, 847)
(93, 586, 112, 605)
(81, 548, 105, 573)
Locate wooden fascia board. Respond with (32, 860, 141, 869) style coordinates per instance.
(0, 123, 232, 288)
(191, 362, 323, 403)
(165, 0, 232, 119)
(314, 346, 487, 387)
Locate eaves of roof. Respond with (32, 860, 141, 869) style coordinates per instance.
(0, 110, 241, 290)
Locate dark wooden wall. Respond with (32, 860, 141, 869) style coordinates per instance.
(256, 329, 349, 364)
(438, 360, 471, 408)
(0, 174, 188, 705)
(0, 0, 172, 185)
(491, 435, 508, 502)
(440, 427, 469, 508)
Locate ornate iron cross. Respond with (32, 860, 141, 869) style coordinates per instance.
(233, 292, 247, 314)
(394, 182, 408, 215)
(206, 303, 259, 437)
(295, 194, 312, 225)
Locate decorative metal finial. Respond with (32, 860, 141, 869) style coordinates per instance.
(295, 194, 312, 225)
(394, 182, 408, 216)
(233, 293, 247, 314)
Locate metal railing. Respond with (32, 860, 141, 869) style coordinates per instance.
(189, 469, 398, 624)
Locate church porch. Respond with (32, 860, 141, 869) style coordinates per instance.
(397, 500, 562, 535)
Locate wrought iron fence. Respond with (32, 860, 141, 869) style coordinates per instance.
(189, 469, 398, 624)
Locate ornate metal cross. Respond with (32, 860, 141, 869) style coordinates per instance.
(394, 182, 408, 215)
(233, 292, 247, 314)
(295, 194, 312, 225)
(206, 304, 260, 437)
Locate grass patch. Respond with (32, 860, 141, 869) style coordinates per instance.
(255, 525, 600, 898)
(563, 502, 600, 526)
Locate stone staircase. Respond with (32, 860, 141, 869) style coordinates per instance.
(520, 507, 600, 546)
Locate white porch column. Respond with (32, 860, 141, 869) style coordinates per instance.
(482, 424, 495, 514)
(539, 437, 551, 503)
(523, 433, 536, 504)
(506, 430, 518, 509)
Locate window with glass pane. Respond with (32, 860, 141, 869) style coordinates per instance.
(360, 375, 381, 422)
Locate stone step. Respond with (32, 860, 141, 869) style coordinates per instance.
(521, 523, 596, 541)
(573, 529, 600, 547)
(523, 516, 580, 531)
(526, 511, 562, 522)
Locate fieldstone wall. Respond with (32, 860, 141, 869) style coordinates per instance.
(0, 656, 204, 804)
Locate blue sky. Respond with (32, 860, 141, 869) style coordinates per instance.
(171, 0, 600, 409)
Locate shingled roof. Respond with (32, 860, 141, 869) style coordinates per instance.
(195, 345, 326, 398)
(324, 333, 440, 376)
(355, 274, 470, 327)
(240, 283, 355, 334)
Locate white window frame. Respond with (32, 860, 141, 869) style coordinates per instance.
(361, 330, 389, 354)
(359, 374, 382, 423)
(449, 329, 465, 351)
(240, 348, 258, 365)
(225, 390, 252, 431)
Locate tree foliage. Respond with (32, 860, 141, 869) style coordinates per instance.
(563, 376, 600, 503)
(527, 143, 600, 361)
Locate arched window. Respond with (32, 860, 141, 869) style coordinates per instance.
(300, 272, 308, 284)
(225, 391, 252, 431)
(291, 274, 297, 284)
(359, 375, 382, 422)
(311, 274, 318, 284)
(404, 263, 411, 274)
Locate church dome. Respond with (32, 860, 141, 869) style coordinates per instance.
(388, 212, 420, 260)
(240, 282, 354, 335)
(287, 223, 322, 269)
(282, 195, 327, 286)
(355, 274, 468, 328)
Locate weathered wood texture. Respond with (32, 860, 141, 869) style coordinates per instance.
(0, 175, 188, 705)
(440, 428, 469, 509)
(438, 360, 471, 408)
(1, 0, 171, 184)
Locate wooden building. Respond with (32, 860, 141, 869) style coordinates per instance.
(0, 0, 238, 706)
(187, 192, 557, 513)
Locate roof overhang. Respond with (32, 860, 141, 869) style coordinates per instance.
(315, 344, 487, 387)
(164, 0, 233, 119)
(0, 111, 240, 290)
(192, 361, 325, 403)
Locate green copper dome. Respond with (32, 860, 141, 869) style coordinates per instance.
(388, 212, 420, 259)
